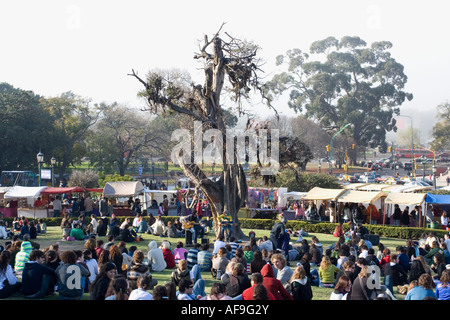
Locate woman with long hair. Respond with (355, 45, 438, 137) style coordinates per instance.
(0, 250, 20, 298)
(330, 275, 352, 300)
(105, 275, 130, 300)
(318, 256, 340, 288)
(289, 264, 313, 300)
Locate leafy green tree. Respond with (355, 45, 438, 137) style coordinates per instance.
(40, 92, 99, 180)
(87, 102, 163, 176)
(431, 102, 450, 151)
(265, 36, 413, 162)
(0, 83, 54, 171)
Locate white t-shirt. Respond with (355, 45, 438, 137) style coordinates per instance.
(129, 288, 153, 300)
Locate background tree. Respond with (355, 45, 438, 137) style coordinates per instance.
(397, 125, 420, 149)
(130, 26, 274, 239)
(40, 92, 99, 181)
(87, 102, 164, 176)
(431, 102, 450, 152)
(265, 36, 413, 163)
(0, 83, 54, 171)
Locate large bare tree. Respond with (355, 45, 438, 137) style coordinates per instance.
(129, 25, 274, 239)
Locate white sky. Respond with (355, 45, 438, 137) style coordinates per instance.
(1, 0, 449, 141)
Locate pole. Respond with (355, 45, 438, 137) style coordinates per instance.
(38, 162, 42, 187)
(329, 123, 352, 174)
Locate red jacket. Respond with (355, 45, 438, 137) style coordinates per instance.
(162, 248, 176, 269)
(260, 264, 293, 300)
(242, 284, 276, 300)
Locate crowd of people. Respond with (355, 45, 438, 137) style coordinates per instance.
(284, 200, 450, 229)
(1, 205, 450, 301)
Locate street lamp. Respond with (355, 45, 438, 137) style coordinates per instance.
(421, 155, 427, 180)
(51, 157, 56, 187)
(433, 164, 437, 189)
(152, 162, 155, 182)
(36, 151, 44, 186)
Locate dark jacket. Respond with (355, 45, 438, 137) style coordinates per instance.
(222, 272, 251, 298)
(56, 263, 90, 299)
(21, 262, 55, 296)
(384, 263, 408, 286)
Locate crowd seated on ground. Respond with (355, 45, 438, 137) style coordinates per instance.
(0, 211, 450, 301)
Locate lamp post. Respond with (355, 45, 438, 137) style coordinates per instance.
(36, 151, 44, 187)
(433, 164, 437, 189)
(329, 123, 352, 174)
(421, 155, 426, 180)
(152, 162, 155, 182)
(51, 157, 56, 187)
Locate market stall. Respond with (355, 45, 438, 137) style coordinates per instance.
(103, 181, 144, 216)
(384, 192, 427, 227)
(280, 191, 307, 220)
(39, 186, 87, 216)
(247, 187, 287, 219)
(4, 186, 48, 218)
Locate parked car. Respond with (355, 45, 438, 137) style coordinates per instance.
(404, 162, 413, 171)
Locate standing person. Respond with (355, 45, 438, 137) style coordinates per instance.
(405, 273, 437, 300)
(269, 216, 286, 251)
(218, 210, 233, 241)
(21, 250, 55, 299)
(52, 195, 62, 218)
(90, 262, 117, 300)
(84, 193, 94, 216)
(392, 204, 402, 226)
(0, 250, 21, 298)
(56, 250, 90, 300)
(289, 265, 313, 300)
(400, 206, 410, 226)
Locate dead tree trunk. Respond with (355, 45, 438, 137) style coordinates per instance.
(129, 25, 270, 240)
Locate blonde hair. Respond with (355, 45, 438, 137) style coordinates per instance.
(319, 256, 332, 270)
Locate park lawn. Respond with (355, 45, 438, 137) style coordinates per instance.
(0, 226, 408, 300)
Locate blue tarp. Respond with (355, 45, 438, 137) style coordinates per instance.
(425, 193, 450, 204)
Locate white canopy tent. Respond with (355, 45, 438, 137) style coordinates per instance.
(4, 186, 47, 202)
(103, 181, 144, 198)
(337, 189, 387, 204)
(280, 191, 307, 208)
(303, 187, 346, 201)
(4, 186, 49, 218)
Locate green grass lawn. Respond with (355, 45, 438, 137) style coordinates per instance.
(0, 226, 409, 300)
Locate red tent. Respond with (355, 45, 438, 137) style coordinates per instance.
(39, 186, 86, 194)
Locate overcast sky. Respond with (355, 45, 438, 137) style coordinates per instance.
(1, 0, 449, 142)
